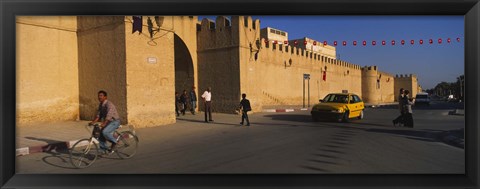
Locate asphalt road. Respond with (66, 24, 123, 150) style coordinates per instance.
(16, 101, 464, 174)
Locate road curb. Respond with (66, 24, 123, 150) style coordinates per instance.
(439, 132, 464, 149)
(16, 141, 72, 156)
(262, 108, 310, 113)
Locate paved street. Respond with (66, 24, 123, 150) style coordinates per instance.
(16, 101, 464, 174)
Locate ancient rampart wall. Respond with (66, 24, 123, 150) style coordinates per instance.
(77, 16, 128, 124)
(123, 16, 181, 127)
(197, 16, 241, 113)
(361, 66, 395, 104)
(394, 74, 419, 100)
(16, 16, 79, 126)
(235, 16, 363, 112)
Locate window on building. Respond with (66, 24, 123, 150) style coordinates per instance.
(244, 17, 248, 27)
(270, 29, 275, 33)
(275, 30, 281, 35)
(281, 31, 286, 36)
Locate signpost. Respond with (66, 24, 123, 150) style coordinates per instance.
(303, 74, 311, 108)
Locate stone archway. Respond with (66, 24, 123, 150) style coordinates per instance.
(174, 34, 194, 97)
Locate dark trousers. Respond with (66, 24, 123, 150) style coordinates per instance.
(175, 103, 180, 116)
(404, 113, 414, 127)
(393, 112, 405, 125)
(181, 102, 187, 115)
(204, 101, 212, 121)
(241, 110, 250, 124)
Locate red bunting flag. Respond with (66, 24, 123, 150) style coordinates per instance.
(273, 40, 277, 44)
(292, 37, 460, 48)
(294, 40, 298, 45)
(264, 39, 268, 44)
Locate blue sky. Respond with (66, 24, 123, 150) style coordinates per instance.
(199, 16, 464, 89)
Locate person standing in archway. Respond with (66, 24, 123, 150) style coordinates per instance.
(190, 86, 197, 115)
(180, 90, 188, 116)
(202, 87, 213, 123)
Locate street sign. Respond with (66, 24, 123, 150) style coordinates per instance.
(303, 73, 310, 79)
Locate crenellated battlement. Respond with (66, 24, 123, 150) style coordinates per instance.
(395, 74, 417, 78)
(259, 37, 362, 70)
(197, 16, 261, 51)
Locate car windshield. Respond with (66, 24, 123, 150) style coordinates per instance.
(323, 94, 349, 103)
(416, 94, 428, 99)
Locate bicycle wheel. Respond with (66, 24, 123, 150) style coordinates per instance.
(70, 139, 99, 168)
(115, 131, 138, 159)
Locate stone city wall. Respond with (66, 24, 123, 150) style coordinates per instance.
(16, 16, 79, 126)
(77, 16, 128, 124)
(394, 74, 419, 100)
(197, 16, 242, 113)
(237, 16, 363, 112)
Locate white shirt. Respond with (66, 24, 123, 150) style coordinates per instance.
(202, 91, 212, 101)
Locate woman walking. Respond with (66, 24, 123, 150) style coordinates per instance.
(403, 90, 415, 128)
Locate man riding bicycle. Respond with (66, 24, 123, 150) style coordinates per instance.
(89, 90, 121, 154)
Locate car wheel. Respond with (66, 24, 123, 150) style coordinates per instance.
(342, 111, 350, 122)
(358, 110, 364, 120)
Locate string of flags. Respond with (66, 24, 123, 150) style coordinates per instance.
(263, 37, 462, 47)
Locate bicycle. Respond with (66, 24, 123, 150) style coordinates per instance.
(69, 123, 139, 169)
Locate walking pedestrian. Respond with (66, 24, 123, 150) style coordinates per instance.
(190, 86, 197, 115)
(393, 88, 405, 126)
(201, 87, 213, 122)
(238, 93, 252, 126)
(180, 90, 188, 115)
(404, 90, 415, 128)
(175, 92, 180, 117)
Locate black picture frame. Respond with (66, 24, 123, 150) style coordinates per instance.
(1, 0, 479, 188)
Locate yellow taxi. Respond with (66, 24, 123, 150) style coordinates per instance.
(311, 93, 365, 122)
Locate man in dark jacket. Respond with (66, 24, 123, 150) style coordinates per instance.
(238, 93, 252, 126)
(190, 86, 197, 115)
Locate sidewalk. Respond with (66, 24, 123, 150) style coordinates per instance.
(16, 121, 133, 156)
